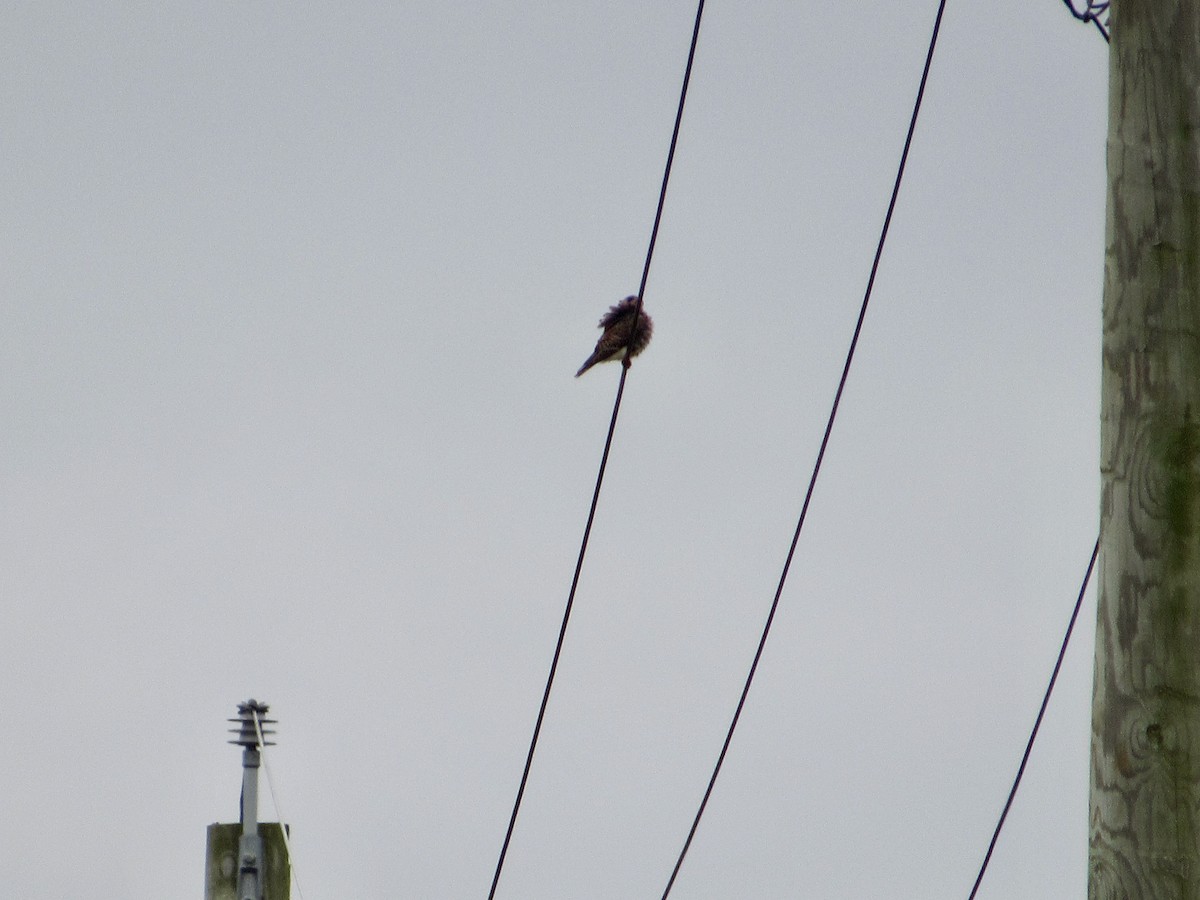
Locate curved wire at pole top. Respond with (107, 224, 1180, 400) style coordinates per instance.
(1060, 0, 1110, 41)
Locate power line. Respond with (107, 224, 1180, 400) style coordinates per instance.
(251, 708, 306, 900)
(484, 3, 706, 897)
(965, 14, 1107, 891)
(962, 0, 1107, 855)
(1060, 0, 1110, 41)
(658, 1, 949, 895)
(965, 536, 1099, 900)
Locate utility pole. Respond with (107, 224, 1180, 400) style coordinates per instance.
(206, 699, 291, 900)
(1089, 1, 1200, 897)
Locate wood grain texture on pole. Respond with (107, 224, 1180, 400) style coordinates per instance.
(1089, 1, 1200, 897)
(205, 823, 291, 900)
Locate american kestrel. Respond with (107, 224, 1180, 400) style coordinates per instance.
(575, 296, 654, 377)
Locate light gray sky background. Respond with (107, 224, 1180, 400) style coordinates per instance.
(2, 3, 1107, 898)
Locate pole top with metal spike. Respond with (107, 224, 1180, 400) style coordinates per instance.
(228, 698, 276, 748)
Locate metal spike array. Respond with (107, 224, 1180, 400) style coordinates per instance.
(228, 698, 276, 748)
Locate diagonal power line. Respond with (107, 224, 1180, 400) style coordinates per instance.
(485, 3, 707, 897)
(659, 1, 949, 895)
(966, 536, 1100, 900)
(251, 709, 306, 900)
(964, 2, 1106, 890)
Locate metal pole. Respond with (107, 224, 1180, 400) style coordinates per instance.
(228, 700, 275, 900)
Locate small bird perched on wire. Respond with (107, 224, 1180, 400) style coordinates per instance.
(575, 295, 654, 377)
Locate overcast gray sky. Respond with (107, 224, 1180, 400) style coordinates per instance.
(2, 3, 1107, 898)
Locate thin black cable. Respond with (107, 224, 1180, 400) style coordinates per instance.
(485, 3, 706, 897)
(966, 536, 1100, 900)
(623, 0, 707, 354)
(971, 1, 1106, 885)
(1060, 0, 1110, 41)
(485, 379, 626, 900)
(659, 1, 948, 895)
